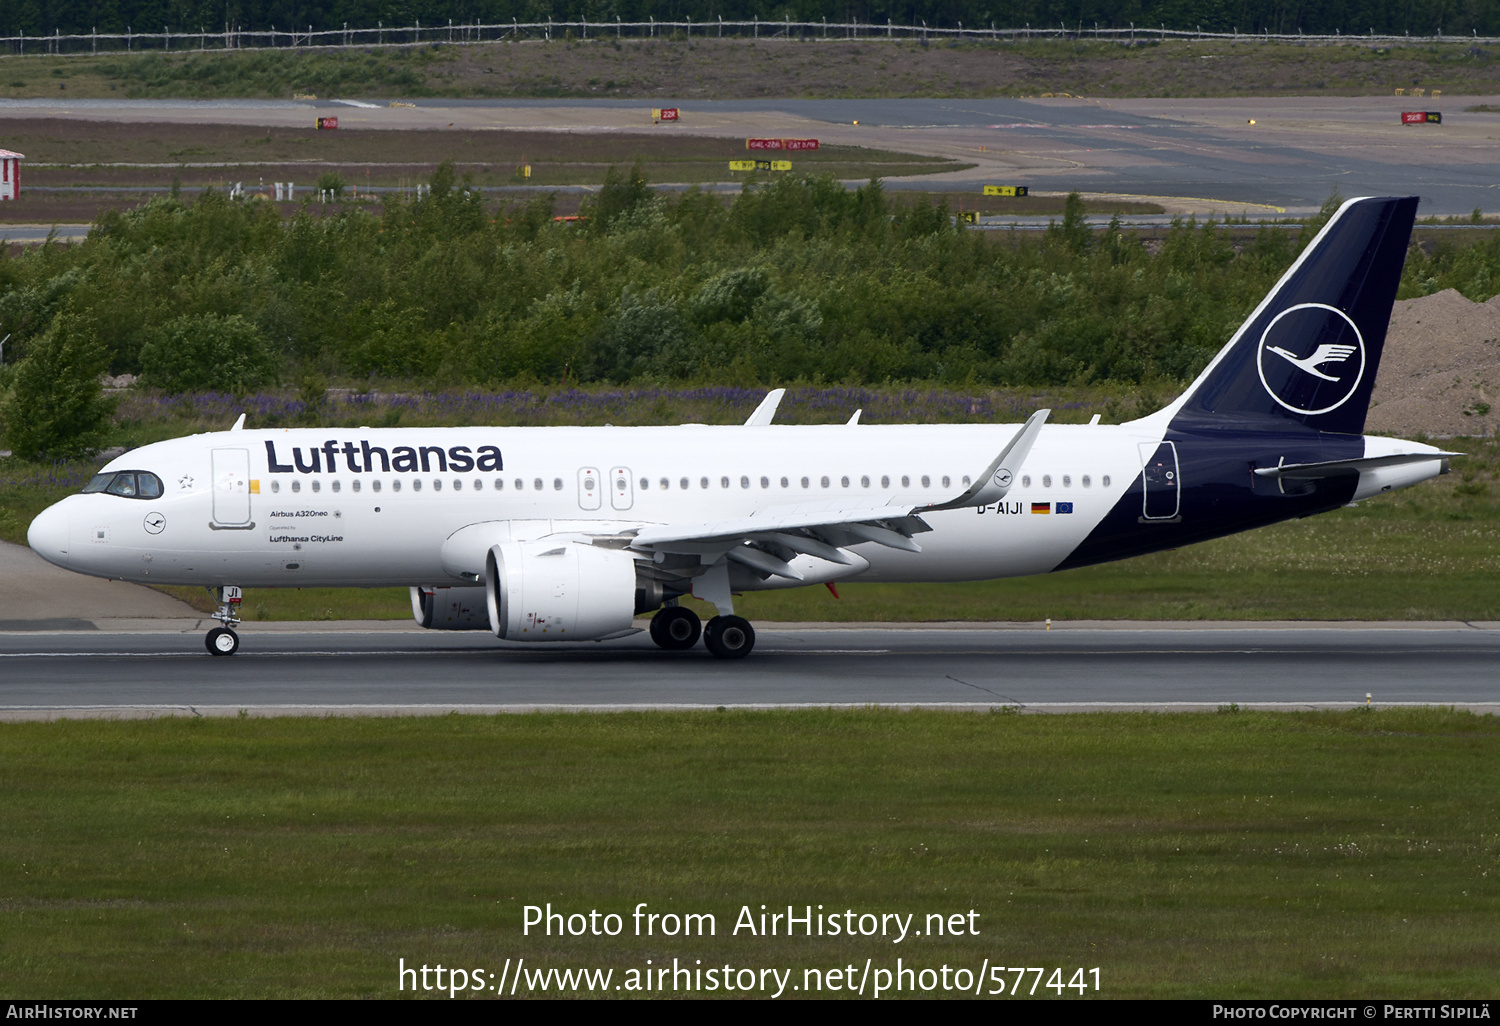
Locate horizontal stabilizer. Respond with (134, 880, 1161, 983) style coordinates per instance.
(1252, 452, 1456, 480)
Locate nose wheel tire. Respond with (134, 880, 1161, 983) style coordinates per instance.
(703, 615, 755, 659)
(650, 606, 702, 650)
(206, 627, 240, 656)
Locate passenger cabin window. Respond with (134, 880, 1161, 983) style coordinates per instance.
(83, 471, 164, 499)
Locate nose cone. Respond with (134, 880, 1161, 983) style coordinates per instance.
(27, 502, 71, 568)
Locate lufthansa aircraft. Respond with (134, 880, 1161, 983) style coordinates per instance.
(27, 196, 1452, 658)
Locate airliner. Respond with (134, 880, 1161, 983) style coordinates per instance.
(27, 196, 1452, 658)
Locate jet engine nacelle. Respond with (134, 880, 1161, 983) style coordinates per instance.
(410, 585, 492, 630)
(485, 540, 640, 641)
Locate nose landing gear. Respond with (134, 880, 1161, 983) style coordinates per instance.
(206, 585, 243, 657)
(206, 626, 240, 656)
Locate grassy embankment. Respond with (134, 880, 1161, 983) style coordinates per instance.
(2, 119, 967, 193)
(2, 37, 1498, 100)
(3, 385, 1497, 623)
(0, 708, 1495, 998)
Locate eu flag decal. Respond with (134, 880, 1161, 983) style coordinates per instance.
(1031, 502, 1051, 514)
(1056, 501, 1074, 514)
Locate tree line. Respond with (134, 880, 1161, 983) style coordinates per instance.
(1, 167, 1497, 457)
(3, 0, 1494, 39)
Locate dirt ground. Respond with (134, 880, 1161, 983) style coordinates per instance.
(1370, 289, 1500, 437)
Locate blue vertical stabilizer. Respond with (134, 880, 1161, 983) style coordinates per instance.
(1165, 195, 1418, 435)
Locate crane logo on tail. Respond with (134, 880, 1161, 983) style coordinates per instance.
(1255, 303, 1366, 416)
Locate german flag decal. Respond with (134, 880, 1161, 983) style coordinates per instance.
(1031, 502, 1051, 514)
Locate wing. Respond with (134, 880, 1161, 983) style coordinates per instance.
(623, 412, 1051, 612)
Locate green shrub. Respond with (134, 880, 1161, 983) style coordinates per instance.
(0, 313, 117, 459)
(138, 312, 278, 393)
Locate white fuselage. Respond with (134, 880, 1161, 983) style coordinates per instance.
(25, 421, 1444, 593)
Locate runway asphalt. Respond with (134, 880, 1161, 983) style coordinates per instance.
(4, 94, 1498, 214)
(3, 623, 1498, 718)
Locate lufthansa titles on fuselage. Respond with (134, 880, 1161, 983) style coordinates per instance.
(264, 440, 503, 475)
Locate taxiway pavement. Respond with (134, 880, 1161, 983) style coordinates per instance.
(4, 95, 1498, 214)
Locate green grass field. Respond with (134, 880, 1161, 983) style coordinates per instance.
(0, 709, 1494, 998)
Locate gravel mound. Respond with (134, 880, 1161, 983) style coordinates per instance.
(1368, 289, 1500, 438)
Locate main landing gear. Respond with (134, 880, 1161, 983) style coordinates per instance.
(205, 585, 243, 657)
(648, 605, 756, 659)
(704, 615, 755, 659)
(649, 604, 702, 650)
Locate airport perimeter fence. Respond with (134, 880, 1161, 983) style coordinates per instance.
(6, 19, 1500, 58)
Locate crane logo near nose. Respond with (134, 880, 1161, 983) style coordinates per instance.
(144, 512, 166, 535)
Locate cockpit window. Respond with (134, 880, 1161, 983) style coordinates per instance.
(82, 471, 164, 499)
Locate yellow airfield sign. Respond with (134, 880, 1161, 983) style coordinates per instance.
(983, 185, 1029, 197)
(729, 160, 793, 172)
